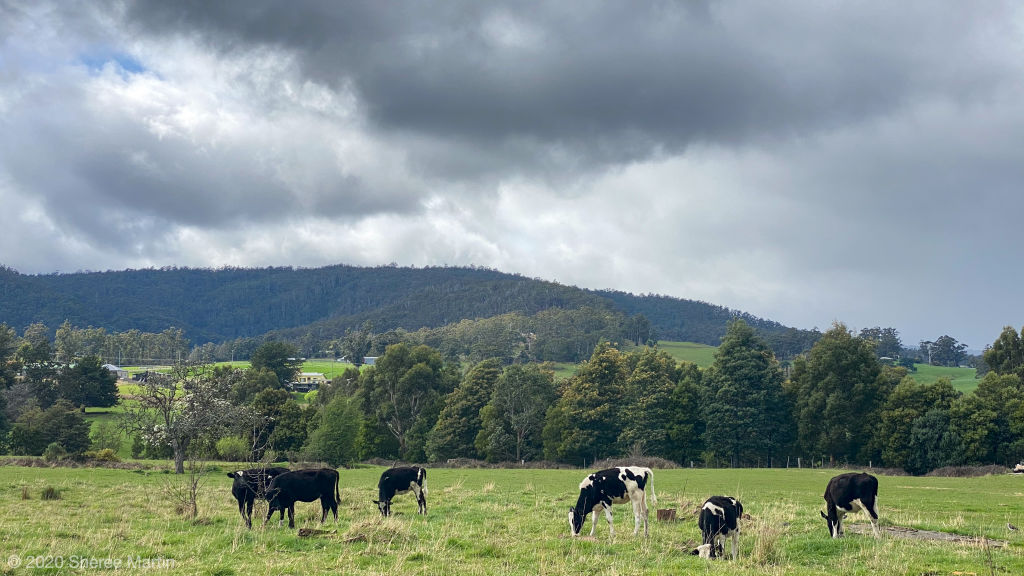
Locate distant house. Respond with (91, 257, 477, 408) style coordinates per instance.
(363, 357, 378, 366)
(290, 372, 327, 393)
(102, 364, 130, 380)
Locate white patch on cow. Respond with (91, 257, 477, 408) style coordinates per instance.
(578, 476, 595, 490)
(702, 500, 726, 517)
(695, 543, 713, 558)
(235, 470, 245, 477)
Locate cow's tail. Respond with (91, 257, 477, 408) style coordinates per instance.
(419, 467, 428, 496)
(647, 468, 657, 506)
(334, 471, 341, 504)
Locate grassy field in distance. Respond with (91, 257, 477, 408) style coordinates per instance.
(655, 341, 717, 368)
(0, 465, 1021, 575)
(908, 363, 978, 393)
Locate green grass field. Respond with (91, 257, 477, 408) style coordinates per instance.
(0, 465, 1021, 575)
(907, 363, 979, 393)
(656, 341, 718, 368)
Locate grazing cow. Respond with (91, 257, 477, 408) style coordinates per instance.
(373, 466, 427, 517)
(227, 466, 290, 529)
(821, 472, 879, 538)
(568, 466, 657, 537)
(690, 496, 742, 560)
(264, 468, 340, 529)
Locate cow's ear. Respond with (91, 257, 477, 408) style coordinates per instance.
(227, 472, 235, 478)
(820, 510, 827, 519)
(372, 500, 379, 504)
(568, 506, 574, 513)
(690, 548, 700, 556)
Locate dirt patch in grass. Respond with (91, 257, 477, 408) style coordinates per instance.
(846, 524, 1007, 547)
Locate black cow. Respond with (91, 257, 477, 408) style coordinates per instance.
(373, 466, 427, 517)
(264, 468, 340, 529)
(691, 496, 742, 559)
(227, 466, 290, 529)
(821, 472, 879, 538)
(568, 466, 656, 537)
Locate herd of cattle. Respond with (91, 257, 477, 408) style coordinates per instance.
(226, 464, 880, 560)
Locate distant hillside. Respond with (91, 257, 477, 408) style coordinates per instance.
(0, 264, 818, 353)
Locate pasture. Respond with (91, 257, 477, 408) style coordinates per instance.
(1, 466, 1022, 575)
(656, 341, 718, 368)
(909, 363, 979, 393)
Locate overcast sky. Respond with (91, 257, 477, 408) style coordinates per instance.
(2, 1, 1022, 349)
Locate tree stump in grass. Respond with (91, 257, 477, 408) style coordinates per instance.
(657, 508, 677, 522)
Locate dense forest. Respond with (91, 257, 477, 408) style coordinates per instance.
(0, 264, 820, 360)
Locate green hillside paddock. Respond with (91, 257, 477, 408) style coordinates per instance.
(0, 465, 1021, 575)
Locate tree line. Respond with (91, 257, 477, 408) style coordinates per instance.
(2, 319, 1014, 476)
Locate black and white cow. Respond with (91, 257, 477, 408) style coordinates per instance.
(821, 472, 879, 538)
(227, 466, 290, 529)
(373, 466, 427, 517)
(568, 466, 657, 537)
(690, 496, 742, 560)
(264, 468, 340, 529)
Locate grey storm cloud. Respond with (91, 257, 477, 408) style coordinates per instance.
(2, 0, 1023, 348)
(121, 1, 1015, 172)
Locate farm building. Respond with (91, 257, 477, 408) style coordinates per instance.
(102, 364, 130, 380)
(290, 372, 327, 392)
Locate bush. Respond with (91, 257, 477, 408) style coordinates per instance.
(10, 401, 91, 456)
(83, 448, 120, 462)
(216, 436, 251, 462)
(41, 486, 61, 500)
(42, 442, 68, 462)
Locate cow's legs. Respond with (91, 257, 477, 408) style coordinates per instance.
(244, 497, 254, 529)
(412, 484, 427, 514)
(238, 498, 250, 528)
(589, 509, 598, 536)
(287, 505, 295, 529)
(865, 495, 880, 538)
(603, 506, 615, 537)
(632, 491, 649, 537)
(324, 496, 338, 523)
(730, 532, 738, 560)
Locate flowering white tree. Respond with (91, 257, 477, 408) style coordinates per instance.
(124, 361, 239, 473)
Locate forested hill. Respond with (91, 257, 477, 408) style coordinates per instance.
(0, 264, 815, 349)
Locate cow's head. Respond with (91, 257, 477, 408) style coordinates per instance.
(568, 506, 585, 536)
(373, 500, 391, 517)
(820, 509, 839, 538)
(691, 544, 713, 558)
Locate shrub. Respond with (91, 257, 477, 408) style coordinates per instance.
(84, 448, 120, 462)
(216, 436, 250, 462)
(42, 442, 68, 462)
(10, 401, 91, 456)
(41, 486, 61, 500)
